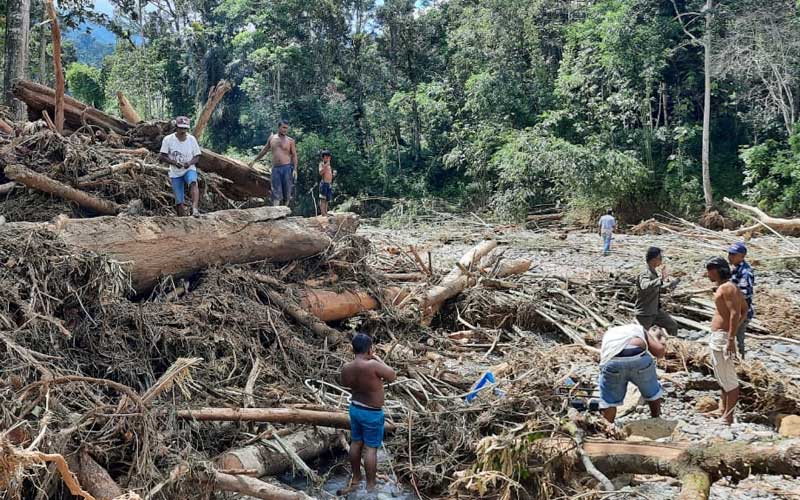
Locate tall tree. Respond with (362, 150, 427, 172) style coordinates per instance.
(3, 0, 31, 118)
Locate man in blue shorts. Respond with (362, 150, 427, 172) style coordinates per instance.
(598, 323, 667, 423)
(340, 333, 396, 493)
(249, 119, 299, 206)
(159, 116, 202, 216)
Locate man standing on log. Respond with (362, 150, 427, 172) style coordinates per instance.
(728, 242, 755, 358)
(340, 333, 396, 494)
(598, 324, 666, 423)
(318, 150, 336, 216)
(635, 247, 679, 337)
(705, 257, 747, 425)
(249, 119, 298, 206)
(598, 209, 617, 256)
(159, 116, 201, 216)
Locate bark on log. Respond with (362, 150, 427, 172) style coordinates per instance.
(44, 0, 64, 134)
(77, 161, 138, 186)
(116, 92, 141, 125)
(299, 289, 380, 322)
(76, 451, 123, 500)
(176, 407, 396, 432)
(494, 258, 531, 278)
(422, 240, 498, 321)
(724, 197, 800, 236)
(0, 208, 358, 293)
(5, 164, 122, 214)
(12, 80, 131, 134)
(204, 472, 312, 500)
(194, 80, 232, 139)
(197, 148, 270, 199)
(218, 428, 340, 477)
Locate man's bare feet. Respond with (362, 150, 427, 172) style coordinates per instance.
(336, 476, 361, 495)
(366, 479, 379, 492)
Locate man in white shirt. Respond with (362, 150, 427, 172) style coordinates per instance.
(160, 116, 202, 216)
(598, 209, 617, 255)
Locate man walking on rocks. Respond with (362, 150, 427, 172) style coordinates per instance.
(728, 242, 754, 358)
(598, 323, 667, 423)
(340, 333, 396, 494)
(705, 257, 748, 425)
(250, 119, 299, 206)
(635, 247, 679, 337)
(598, 209, 617, 255)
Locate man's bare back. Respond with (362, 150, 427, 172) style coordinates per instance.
(711, 281, 747, 333)
(341, 355, 395, 408)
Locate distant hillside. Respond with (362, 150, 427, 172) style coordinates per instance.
(66, 23, 115, 67)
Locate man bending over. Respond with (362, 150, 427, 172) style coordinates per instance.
(340, 333, 396, 493)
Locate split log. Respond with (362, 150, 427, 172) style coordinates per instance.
(218, 428, 340, 477)
(0, 208, 359, 292)
(44, 0, 65, 134)
(115, 92, 141, 125)
(76, 161, 138, 186)
(725, 197, 800, 236)
(176, 407, 396, 432)
(12, 80, 131, 134)
(194, 80, 232, 139)
(5, 164, 122, 215)
(422, 240, 498, 321)
(203, 472, 311, 500)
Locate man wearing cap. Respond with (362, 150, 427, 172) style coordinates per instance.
(159, 116, 202, 216)
(705, 257, 748, 425)
(728, 242, 755, 358)
(634, 247, 679, 337)
(249, 119, 298, 206)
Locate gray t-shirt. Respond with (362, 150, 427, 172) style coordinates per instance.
(599, 214, 616, 232)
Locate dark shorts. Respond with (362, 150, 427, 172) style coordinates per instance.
(271, 163, 294, 203)
(349, 403, 385, 448)
(319, 181, 333, 202)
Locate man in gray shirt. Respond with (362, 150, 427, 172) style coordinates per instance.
(635, 247, 678, 336)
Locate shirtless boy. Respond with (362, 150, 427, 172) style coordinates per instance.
(249, 119, 299, 206)
(318, 150, 336, 216)
(705, 257, 748, 425)
(340, 333, 396, 493)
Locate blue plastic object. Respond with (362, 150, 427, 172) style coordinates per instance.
(466, 371, 496, 403)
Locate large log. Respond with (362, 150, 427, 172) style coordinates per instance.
(218, 428, 340, 477)
(5, 164, 122, 215)
(299, 289, 380, 322)
(0, 208, 358, 292)
(724, 197, 800, 236)
(11, 81, 269, 200)
(12, 80, 131, 134)
(176, 407, 396, 432)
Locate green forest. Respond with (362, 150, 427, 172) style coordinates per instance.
(3, 0, 800, 221)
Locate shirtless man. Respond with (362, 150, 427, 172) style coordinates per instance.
(340, 333, 396, 493)
(705, 257, 748, 425)
(249, 119, 299, 206)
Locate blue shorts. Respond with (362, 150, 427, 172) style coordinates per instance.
(271, 164, 294, 203)
(170, 169, 198, 205)
(598, 353, 663, 409)
(349, 403, 385, 448)
(319, 181, 333, 202)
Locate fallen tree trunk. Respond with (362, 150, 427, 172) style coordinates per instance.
(0, 207, 358, 292)
(202, 472, 311, 500)
(176, 407, 396, 432)
(218, 428, 341, 477)
(116, 92, 141, 125)
(299, 289, 380, 322)
(255, 282, 344, 340)
(11, 81, 269, 200)
(12, 80, 131, 134)
(526, 213, 563, 222)
(422, 240, 498, 322)
(562, 438, 800, 500)
(75, 451, 123, 500)
(76, 161, 138, 186)
(5, 164, 122, 215)
(724, 197, 800, 236)
(45, 0, 65, 134)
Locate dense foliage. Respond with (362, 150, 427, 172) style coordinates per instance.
(6, 0, 800, 219)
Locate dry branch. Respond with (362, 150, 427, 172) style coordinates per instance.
(5, 164, 122, 215)
(203, 471, 311, 500)
(76, 161, 138, 186)
(116, 92, 141, 124)
(194, 80, 232, 139)
(176, 407, 396, 432)
(725, 197, 800, 236)
(44, 0, 64, 134)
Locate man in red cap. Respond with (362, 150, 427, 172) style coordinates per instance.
(159, 116, 202, 216)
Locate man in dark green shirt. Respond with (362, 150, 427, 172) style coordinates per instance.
(634, 247, 678, 336)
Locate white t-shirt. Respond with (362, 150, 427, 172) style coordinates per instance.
(160, 132, 201, 178)
(600, 324, 646, 365)
(599, 214, 616, 232)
